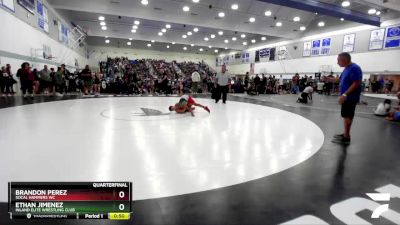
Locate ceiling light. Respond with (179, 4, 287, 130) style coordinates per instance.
(127, 42, 131, 46)
(218, 31, 223, 35)
(134, 20, 140, 25)
(141, 0, 148, 5)
(132, 25, 138, 29)
(187, 31, 192, 35)
(147, 43, 151, 47)
(293, 16, 300, 22)
(98, 16, 105, 21)
(232, 37, 237, 41)
(243, 42, 247, 45)
(182, 34, 187, 38)
(231, 4, 238, 10)
(368, 8, 377, 14)
(193, 0, 199, 2)
(249, 17, 256, 23)
(105, 39, 110, 44)
(251, 39, 256, 43)
(166, 24, 171, 29)
(129, 38, 133, 40)
(208, 45, 212, 48)
(131, 29, 137, 33)
(172, 42, 175, 45)
(218, 12, 225, 18)
(158, 32, 163, 36)
(261, 37, 266, 41)
(318, 21, 325, 27)
(341, 1, 350, 7)
(105, 36, 108, 38)
(376, 11, 381, 16)
(199, 48, 203, 52)
(224, 39, 229, 43)
(300, 26, 306, 31)
(183, 47, 187, 50)
(204, 37, 209, 41)
(162, 28, 167, 32)
(276, 22, 282, 27)
(241, 34, 246, 38)
(183, 6, 190, 12)
(340, 18, 344, 21)
(215, 50, 219, 53)
(100, 22, 106, 26)
(166, 45, 170, 48)
(225, 47, 228, 50)
(193, 27, 199, 32)
(191, 44, 195, 47)
(315, 12, 318, 15)
(151, 40, 155, 43)
(211, 34, 216, 38)
(101, 26, 107, 30)
(265, 10, 272, 16)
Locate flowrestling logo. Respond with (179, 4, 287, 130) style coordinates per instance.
(281, 184, 400, 225)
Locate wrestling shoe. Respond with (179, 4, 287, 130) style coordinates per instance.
(204, 106, 210, 113)
(331, 136, 351, 145)
(333, 134, 345, 139)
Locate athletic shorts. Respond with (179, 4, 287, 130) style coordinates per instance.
(394, 111, 400, 122)
(341, 101, 357, 119)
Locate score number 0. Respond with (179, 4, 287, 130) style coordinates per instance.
(118, 191, 125, 211)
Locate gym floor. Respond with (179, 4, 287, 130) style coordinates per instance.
(0, 93, 399, 225)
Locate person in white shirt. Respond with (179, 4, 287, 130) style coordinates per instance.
(191, 69, 201, 94)
(374, 99, 391, 116)
(215, 64, 231, 104)
(297, 84, 314, 103)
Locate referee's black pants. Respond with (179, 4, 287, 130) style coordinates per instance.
(216, 85, 228, 103)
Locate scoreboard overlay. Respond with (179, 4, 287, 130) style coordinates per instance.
(8, 182, 132, 220)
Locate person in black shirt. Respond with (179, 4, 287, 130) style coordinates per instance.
(81, 65, 92, 95)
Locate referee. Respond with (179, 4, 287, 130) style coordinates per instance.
(332, 52, 362, 145)
(215, 64, 231, 104)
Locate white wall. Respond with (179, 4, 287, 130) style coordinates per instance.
(0, 9, 88, 72)
(88, 46, 217, 69)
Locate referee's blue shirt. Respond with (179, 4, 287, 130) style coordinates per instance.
(340, 63, 363, 103)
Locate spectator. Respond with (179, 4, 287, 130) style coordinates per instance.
(54, 67, 65, 96)
(81, 65, 92, 95)
(16, 62, 34, 99)
(191, 69, 201, 94)
(39, 65, 52, 95)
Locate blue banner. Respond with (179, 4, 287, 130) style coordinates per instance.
(385, 25, 400, 48)
(259, 48, 270, 58)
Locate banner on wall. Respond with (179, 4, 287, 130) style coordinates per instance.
(311, 40, 321, 56)
(277, 46, 287, 60)
(259, 48, 270, 58)
(384, 25, 400, 49)
(58, 22, 69, 45)
(321, 38, 331, 55)
(241, 52, 249, 63)
(343, 33, 356, 52)
(369, 28, 385, 50)
(2, 0, 15, 11)
(303, 41, 312, 57)
(37, 0, 49, 33)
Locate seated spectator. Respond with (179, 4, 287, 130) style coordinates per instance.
(374, 99, 391, 116)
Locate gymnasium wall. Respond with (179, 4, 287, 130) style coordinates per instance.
(217, 18, 400, 76)
(88, 46, 217, 70)
(0, 0, 88, 72)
